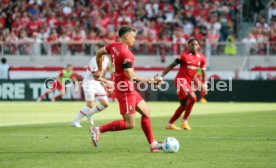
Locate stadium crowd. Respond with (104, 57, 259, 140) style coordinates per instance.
(0, 0, 242, 58)
(242, 0, 276, 55)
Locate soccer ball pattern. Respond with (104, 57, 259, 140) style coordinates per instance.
(162, 137, 180, 153)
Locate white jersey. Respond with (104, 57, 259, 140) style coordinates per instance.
(0, 64, 10, 79)
(84, 56, 109, 81)
(82, 56, 109, 101)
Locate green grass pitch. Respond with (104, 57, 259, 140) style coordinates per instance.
(0, 102, 275, 168)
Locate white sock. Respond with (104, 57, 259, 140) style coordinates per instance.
(87, 104, 106, 116)
(182, 119, 187, 123)
(74, 106, 91, 122)
(150, 140, 158, 147)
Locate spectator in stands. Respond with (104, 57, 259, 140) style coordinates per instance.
(224, 33, 237, 56)
(252, 0, 265, 23)
(18, 30, 32, 55)
(46, 29, 60, 55)
(242, 33, 257, 55)
(267, 0, 276, 21)
(31, 32, 42, 56)
(5, 31, 19, 55)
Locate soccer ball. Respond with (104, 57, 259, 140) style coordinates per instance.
(162, 137, 180, 153)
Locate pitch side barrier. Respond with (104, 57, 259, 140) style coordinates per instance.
(0, 79, 275, 102)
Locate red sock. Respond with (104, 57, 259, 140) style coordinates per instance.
(200, 90, 205, 99)
(169, 105, 186, 124)
(141, 116, 155, 144)
(54, 94, 62, 100)
(99, 120, 127, 133)
(40, 92, 49, 99)
(183, 96, 197, 120)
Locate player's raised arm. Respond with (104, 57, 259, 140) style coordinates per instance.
(161, 58, 181, 78)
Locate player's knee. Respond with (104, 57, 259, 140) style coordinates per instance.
(86, 102, 93, 109)
(126, 122, 135, 129)
(190, 96, 197, 103)
(101, 101, 109, 108)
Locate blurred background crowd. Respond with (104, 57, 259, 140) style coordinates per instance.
(0, 0, 275, 58)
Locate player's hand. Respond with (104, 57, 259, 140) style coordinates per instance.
(152, 74, 164, 87)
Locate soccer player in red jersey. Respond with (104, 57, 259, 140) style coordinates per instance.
(37, 64, 76, 102)
(90, 25, 164, 152)
(160, 39, 207, 130)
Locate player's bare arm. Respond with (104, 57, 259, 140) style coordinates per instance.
(201, 69, 208, 95)
(124, 68, 162, 83)
(161, 59, 180, 78)
(95, 47, 108, 78)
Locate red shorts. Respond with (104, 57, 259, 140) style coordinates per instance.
(116, 91, 143, 115)
(174, 78, 193, 100)
(51, 81, 64, 91)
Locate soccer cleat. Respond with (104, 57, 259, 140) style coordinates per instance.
(150, 142, 163, 153)
(200, 98, 207, 104)
(71, 121, 82, 128)
(89, 127, 100, 147)
(181, 122, 192, 130)
(164, 124, 181, 130)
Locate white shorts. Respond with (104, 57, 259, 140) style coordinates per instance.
(82, 80, 108, 102)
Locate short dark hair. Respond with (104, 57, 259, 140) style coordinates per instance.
(188, 39, 200, 45)
(1, 58, 7, 64)
(118, 25, 136, 37)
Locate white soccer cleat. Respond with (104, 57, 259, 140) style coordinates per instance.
(71, 121, 82, 128)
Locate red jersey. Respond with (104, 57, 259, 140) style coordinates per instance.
(104, 42, 135, 92)
(175, 51, 206, 83)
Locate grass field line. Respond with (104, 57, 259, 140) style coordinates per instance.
(0, 133, 275, 141)
(1, 102, 275, 127)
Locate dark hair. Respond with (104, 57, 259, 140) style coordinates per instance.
(118, 25, 136, 37)
(66, 64, 72, 68)
(1, 58, 7, 64)
(188, 39, 200, 45)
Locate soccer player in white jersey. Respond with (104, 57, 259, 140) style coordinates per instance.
(71, 55, 111, 128)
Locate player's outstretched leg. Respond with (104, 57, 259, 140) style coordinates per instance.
(165, 105, 185, 130)
(86, 98, 109, 126)
(136, 100, 163, 152)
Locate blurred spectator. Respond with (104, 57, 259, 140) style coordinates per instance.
(31, 32, 42, 56)
(267, 0, 276, 21)
(0, 57, 10, 79)
(252, 0, 265, 23)
(224, 33, 237, 55)
(46, 29, 60, 55)
(206, 26, 220, 54)
(242, 33, 257, 55)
